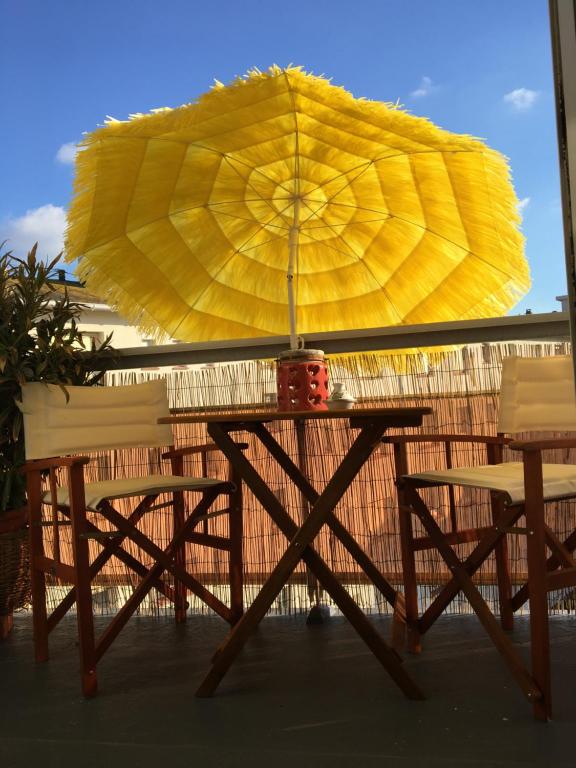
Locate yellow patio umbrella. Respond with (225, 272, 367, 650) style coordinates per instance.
(66, 66, 529, 349)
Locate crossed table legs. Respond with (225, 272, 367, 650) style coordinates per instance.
(195, 416, 424, 700)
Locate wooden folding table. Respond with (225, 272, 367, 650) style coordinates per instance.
(160, 406, 431, 699)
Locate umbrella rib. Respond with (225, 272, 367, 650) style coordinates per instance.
(311, 200, 515, 281)
(297, 198, 361, 262)
(285, 70, 300, 199)
(294, 91, 447, 154)
(300, 208, 373, 262)
(295, 193, 410, 324)
(150, 196, 292, 216)
(302, 201, 517, 285)
(321, 202, 466, 246)
(119, 191, 297, 252)
(117, 198, 386, 241)
(206, 198, 385, 217)
(405, 247, 521, 322)
(207, 195, 299, 261)
(302, 159, 373, 199)
(112, 202, 290, 245)
(207, 197, 292, 206)
(126, 196, 383, 241)
(92, 131, 297, 202)
(299, 225, 405, 323)
(312, 197, 510, 277)
(316, 201, 389, 216)
(298, 145, 504, 270)
(301, 226, 400, 319)
(93, 78, 302, 152)
(302, 148, 483, 201)
(298, 226, 365, 261)
(234, 231, 298, 256)
(168, 227, 292, 340)
(295, 194, 387, 256)
(439, 150, 511, 275)
(222, 153, 295, 198)
(86, 133, 461, 164)
(296, 194, 400, 274)
(90, 127, 480, 200)
(301, 216, 391, 231)
(304, 146, 451, 215)
(371, 211, 516, 279)
(221, 155, 285, 219)
(299, 159, 390, 224)
(304, 226, 403, 323)
(177, 195, 299, 308)
(112, 189, 511, 293)
(94, 78, 477, 167)
(171, 175, 367, 340)
(209, 208, 291, 232)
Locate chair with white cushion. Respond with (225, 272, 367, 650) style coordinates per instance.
(20, 379, 243, 697)
(388, 355, 576, 720)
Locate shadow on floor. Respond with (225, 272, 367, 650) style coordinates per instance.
(1, 613, 575, 767)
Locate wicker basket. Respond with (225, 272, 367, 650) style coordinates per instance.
(0, 527, 31, 615)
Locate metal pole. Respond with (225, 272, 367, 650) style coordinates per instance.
(294, 419, 324, 621)
(549, 0, 576, 385)
(287, 196, 300, 350)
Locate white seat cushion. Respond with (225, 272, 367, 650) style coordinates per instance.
(406, 462, 576, 505)
(43, 475, 226, 511)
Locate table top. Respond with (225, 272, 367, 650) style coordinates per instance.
(160, 405, 432, 426)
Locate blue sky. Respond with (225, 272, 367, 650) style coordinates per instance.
(0, 0, 564, 315)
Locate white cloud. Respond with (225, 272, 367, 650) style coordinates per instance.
(55, 141, 78, 165)
(410, 76, 435, 98)
(1, 204, 67, 259)
(504, 88, 539, 111)
(517, 197, 531, 212)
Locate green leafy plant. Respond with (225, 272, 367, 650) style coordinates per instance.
(0, 243, 115, 514)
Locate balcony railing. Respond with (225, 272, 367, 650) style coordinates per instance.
(99, 311, 570, 370)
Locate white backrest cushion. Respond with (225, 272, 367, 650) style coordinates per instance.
(498, 355, 576, 434)
(20, 380, 174, 459)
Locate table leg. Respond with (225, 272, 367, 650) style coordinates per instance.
(196, 422, 424, 700)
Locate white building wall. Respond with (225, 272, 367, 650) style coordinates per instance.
(77, 305, 164, 349)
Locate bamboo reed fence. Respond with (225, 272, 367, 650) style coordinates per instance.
(41, 340, 576, 618)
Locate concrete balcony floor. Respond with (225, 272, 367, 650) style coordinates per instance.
(1, 613, 576, 767)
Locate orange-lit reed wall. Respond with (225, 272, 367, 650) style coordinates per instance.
(40, 341, 576, 617)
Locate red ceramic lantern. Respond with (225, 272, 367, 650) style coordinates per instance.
(276, 349, 329, 412)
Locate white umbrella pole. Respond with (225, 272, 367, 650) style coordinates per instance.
(287, 197, 300, 350)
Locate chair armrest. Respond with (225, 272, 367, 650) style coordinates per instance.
(385, 433, 509, 478)
(382, 434, 510, 445)
(20, 455, 90, 473)
(162, 442, 249, 460)
(509, 438, 576, 452)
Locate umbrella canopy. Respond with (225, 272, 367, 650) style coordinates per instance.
(66, 66, 529, 347)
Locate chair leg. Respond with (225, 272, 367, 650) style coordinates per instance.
(523, 455, 551, 721)
(397, 478, 421, 654)
(228, 473, 244, 624)
(69, 464, 98, 697)
(27, 470, 49, 662)
(173, 490, 187, 623)
(491, 493, 514, 631)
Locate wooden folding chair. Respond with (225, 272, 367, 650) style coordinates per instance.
(20, 379, 244, 697)
(387, 355, 576, 720)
